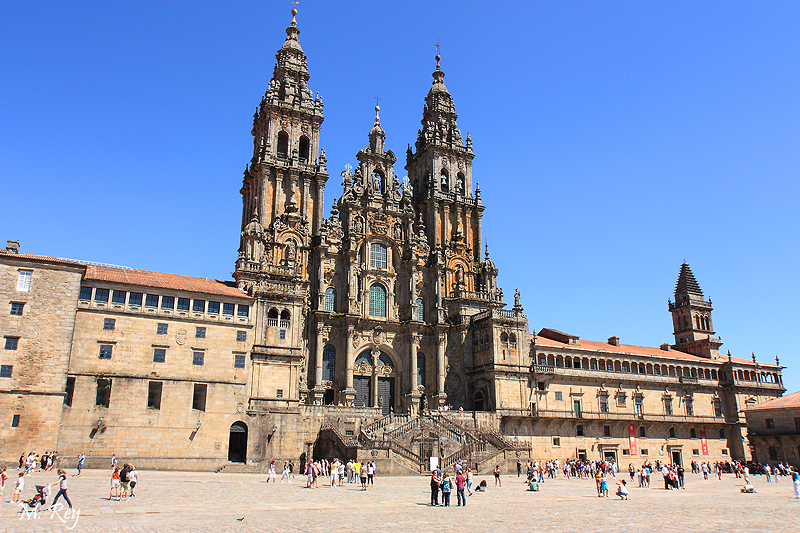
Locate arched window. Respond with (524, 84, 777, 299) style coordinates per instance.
(355, 350, 372, 366)
(369, 283, 387, 317)
(299, 135, 309, 162)
(268, 308, 279, 319)
(377, 352, 393, 367)
(440, 169, 449, 192)
(324, 287, 336, 312)
(456, 172, 465, 194)
(415, 298, 424, 321)
(277, 131, 289, 159)
(509, 333, 517, 346)
(417, 351, 426, 386)
(280, 309, 290, 321)
(322, 345, 335, 381)
(370, 243, 388, 270)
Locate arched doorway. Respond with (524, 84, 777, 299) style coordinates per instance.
(228, 421, 248, 463)
(474, 390, 485, 411)
(354, 349, 397, 415)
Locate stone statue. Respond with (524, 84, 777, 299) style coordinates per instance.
(285, 240, 296, 262)
(514, 289, 521, 307)
(353, 217, 363, 234)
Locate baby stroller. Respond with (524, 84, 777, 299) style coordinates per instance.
(21, 485, 48, 510)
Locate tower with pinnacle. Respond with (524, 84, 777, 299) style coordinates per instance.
(669, 263, 722, 359)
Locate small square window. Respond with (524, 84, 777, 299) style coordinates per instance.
(17, 270, 32, 292)
(192, 383, 207, 411)
(622, 449, 630, 456)
(237, 304, 249, 317)
(111, 290, 127, 304)
(129, 292, 143, 306)
(153, 348, 166, 363)
(193, 300, 206, 313)
(236, 330, 247, 342)
(537, 381, 545, 391)
(721, 449, 728, 455)
(145, 294, 159, 307)
(552, 437, 560, 447)
(692, 449, 700, 456)
(161, 296, 175, 310)
(10, 302, 24, 316)
(345, 429, 354, 437)
(156, 323, 168, 335)
(0, 365, 12, 378)
(640, 449, 649, 456)
(192, 351, 204, 366)
(576, 424, 584, 436)
(98, 344, 113, 359)
(603, 425, 611, 437)
(234, 354, 246, 368)
(276, 389, 284, 398)
(79, 286, 93, 300)
(4, 337, 19, 350)
(222, 303, 235, 316)
(94, 288, 110, 303)
(195, 327, 206, 339)
(208, 301, 220, 314)
(12, 414, 20, 427)
(554, 391, 563, 401)
(103, 318, 116, 331)
(279, 329, 286, 340)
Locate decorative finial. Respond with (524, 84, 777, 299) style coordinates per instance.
(291, 1, 298, 27)
(374, 97, 381, 125)
(434, 37, 442, 69)
(484, 241, 489, 260)
(775, 355, 780, 366)
(751, 352, 756, 363)
(727, 350, 732, 362)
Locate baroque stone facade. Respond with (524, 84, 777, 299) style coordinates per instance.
(0, 9, 788, 473)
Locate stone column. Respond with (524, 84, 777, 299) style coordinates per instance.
(371, 348, 380, 408)
(436, 330, 447, 408)
(343, 325, 356, 404)
(273, 172, 283, 222)
(408, 334, 422, 415)
(312, 325, 325, 405)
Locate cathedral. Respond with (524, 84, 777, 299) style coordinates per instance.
(0, 8, 790, 472)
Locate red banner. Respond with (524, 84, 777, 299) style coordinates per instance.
(628, 423, 637, 455)
(700, 427, 709, 455)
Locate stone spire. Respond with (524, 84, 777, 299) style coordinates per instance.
(415, 53, 464, 152)
(262, 5, 317, 111)
(368, 104, 386, 155)
(675, 263, 703, 298)
(668, 263, 721, 359)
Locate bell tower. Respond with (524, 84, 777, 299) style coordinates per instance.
(235, 6, 328, 406)
(669, 263, 722, 359)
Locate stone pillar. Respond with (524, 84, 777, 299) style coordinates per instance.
(273, 172, 283, 222)
(408, 334, 422, 415)
(436, 330, 447, 408)
(371, 348, 380, 408)
(312, 325, 325, 405)
(343, 325, 356, 404)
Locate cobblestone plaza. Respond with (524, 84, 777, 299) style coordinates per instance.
(1, 469, 796, 532)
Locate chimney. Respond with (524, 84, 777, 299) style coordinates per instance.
(607, 336, 619, 346)
(6, 240, 19, 254)
(660, 343, 672, 351)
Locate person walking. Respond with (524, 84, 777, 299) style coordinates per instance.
(455, 469, 466, 506)
(466, 467, 474, 496)
(494, 465, 502, 487)
(76, 453, 85, 477)
(129, 465, 138, 497)
(266, 460, 277, 483)
(790, 466, 799, 499)
(516, 460, 522, 478)
(281, 461, 290, 483)
(109, 466, 120, 500)
(50, 469, 73, 509)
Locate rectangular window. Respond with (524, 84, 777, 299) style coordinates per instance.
(222, 303, 235, 316)
(276, 389, 284, 398)
(622, 363, 629, 373)
(103, 318, 116, 331)
(129, 292, 143, 306)
(153, 348, 166, 363)
(599, 394, 609, 413)
(554, 391, 563, 401)
(234, 354, 246, 368)
(145, 294, 159, 307)
(0, 365, 12, 378)
(576, 424, 584, 436)
(622, 449, 630, 456)
(768, 446, 779, 461)
(617, 393, 626, 406)
(64, 376, 75, 406)
(692, 449, 699, 456)
(537, 381, 546, 391)
(370, 243, 388, 269)
(765, 418, 774, 429)
(639, 426, 646, 438)
(10, 302, 24, 316)
(192, 351, 204, 366)
(98, 344, 113, 359)
(11, 414, 20, 427)
(4, 337, 19, 350)
(192, 384, 207, 411)
(94, 288, 110, 302)
(208, 301, 220, 314)
(685, 398, 693, 416)
(147, 381, 163, 410)
(79, 286, 92, 300)
(156, 323, 168, 335)
(17, 270, 32, 292)
(195, 327, 206, 339)
(552, 437, 561, 447)
(721, 449, 728, 455)
(664, 398, 673, 415)
(193, 299, 205, 313)
(177, 298, 190, 311)
(640, 449, 649, 456)
(795, 418, 800, 434)
(654, 366, 661, 376)
(237, 304, 249, 317)
(603, 425, 611, 437)
(236, 330, 247, 342)
(161, 296, 175, 309)
(669, 427, 676, 438)
(714, 400, 722, 417)
(111, 290, 126, 304)
(96, 378, 112, 407)
(635, 396, 644, 417)
(279, 329, 286, 340)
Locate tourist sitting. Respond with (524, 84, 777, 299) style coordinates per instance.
(616, 480, 629, 500)
(527, 479, 539, 491)
(476, 479, 487, 492)
(740, 482, 755, 493)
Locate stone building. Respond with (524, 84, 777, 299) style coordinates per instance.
(744, 391, 800, 467)
(0, 8, 788, 473)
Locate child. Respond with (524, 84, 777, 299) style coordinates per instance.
(616, 479, 629, 500)
(13, 472, 25, 502)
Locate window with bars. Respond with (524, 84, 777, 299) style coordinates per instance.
(192, 351, 204, 366)
(153, 348, 166, 363)
(79, 286, 92, 300)
(10, 302, 23, 316)
(111, 290, 126, 304)
(145, 294, 159, 307)
(94, 288, 109, 303)
(237, 304, 249, 317)
(4, 337, 18, 350)
(195, 327, 206, 339)
(177, 298, 190, 311)
(415, 298, 424, 321)
(161, 296, 175, 309)
(208, 301, 220, 314)
(222, 303, 235, 316)
(193, 299, 206, 313)
(369, 283, 387, 317)
(236, 330, 246, 342)
(98, 344, 113, 359)
(103, 318, 115, 331)
(129, 292, 143, 306)
(156, 323, 168, 335)
(370, 243, 388, 270)
(0, 365, 12, 378)
(234, 354, 246, 369)
(322, 344, 335, 381)
(325, 288, 336, 312)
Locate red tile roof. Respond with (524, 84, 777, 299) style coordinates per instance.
(0, 250, 86, 267)
(530, 333, 776, 367)
(84, 265, 249, 299)
(745, 391, 800, 411)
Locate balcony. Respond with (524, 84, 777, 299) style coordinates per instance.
(529, 364, 719, 387)
(531, 408, 725, 425)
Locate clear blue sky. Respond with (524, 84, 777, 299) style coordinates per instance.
(2, 1, 798, 391)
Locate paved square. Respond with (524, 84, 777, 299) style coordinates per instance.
(1, 469, 796, 532)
